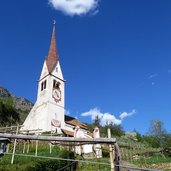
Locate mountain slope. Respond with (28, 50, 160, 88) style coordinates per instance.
(0, 85, 33, 122)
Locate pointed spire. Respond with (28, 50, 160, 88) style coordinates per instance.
(46, 20, 59, 73)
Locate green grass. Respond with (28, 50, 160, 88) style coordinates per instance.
(134, 154, 171, 164)
(1, 140, 171, 171)
(76, 158, 110, 171)
(0, 155, 37, 171)
(0, 142, 74, 171)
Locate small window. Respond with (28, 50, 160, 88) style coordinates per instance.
(53, 80, 60, 89)
(44, 80, 46, 89)
(41, 82, 43, 91)
(41, 80, 47, 91)
(53, 80, 57, 88)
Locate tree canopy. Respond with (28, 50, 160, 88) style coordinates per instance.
(0, 101, 20, 126)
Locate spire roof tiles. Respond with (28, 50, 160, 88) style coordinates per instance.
(46, 22, 59, 73)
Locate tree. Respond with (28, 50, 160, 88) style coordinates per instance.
(147, 120, 167, 148)
(87, 115, 101, 133)
(87, 116, 125, 137)
(133, 129, 142, 142)
(162, 133, 171, 148)
(0, 101, 20, 126)
(101, 124, 125, 137)
(94, 115, 101, 127)
(148, 120, 166, 137)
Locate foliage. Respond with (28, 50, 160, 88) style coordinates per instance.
(132, 129, 143, 142)
(0, 97, 13, 106)
(76, 158, 110, 171)
(0, 101, 20, 126)
(148, 120, 166, 138)
(133, 153, 171, 165)
(0, 97, 31, 124)
(142, 135, 162, 148)
(162, 134, 171, 148)
(24, 159, 69, 171)
(87, 115, 101, 133)
(102, 148, 110, 158)
(0, 143, 74, 171)
(87, 117, 125, 137)
(94, 115, 101, 127)
(101, 124, 125, 137)
(141, 120, 170, 148)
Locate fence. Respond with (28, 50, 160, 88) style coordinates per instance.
(0, 126, 163, 171)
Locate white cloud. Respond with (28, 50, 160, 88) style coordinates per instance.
(119, 109, 136, 120)
(148, 73, 158, 79)
(101, 113, 121, 126)
(48, 0, 99, 16)
(81, 108, 136, 126)
(81, 108, 103, 120)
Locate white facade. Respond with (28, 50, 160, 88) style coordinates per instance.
(22, 23, 65, 133)
(21, 23, 94, 155)
(22, 60, 65, 132)
(93, 127, 102, 158)
(74, 126, 93, 155)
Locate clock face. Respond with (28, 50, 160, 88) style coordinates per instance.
(52, 89, 61, 102)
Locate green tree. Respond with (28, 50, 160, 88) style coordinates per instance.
(87, 115, 125, 137)
(101, 124, 125, 137)
(0, 101, 20, 126)
(162, 133, 171, 148)
(94, 115, 101, 127)
(147, 120, 167, 148)
(133, 129, 142, 142)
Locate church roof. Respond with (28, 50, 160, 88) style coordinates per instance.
(46, 21, 59, 73)
(61, 129, 74, 137)
(65, 115, 88, 130)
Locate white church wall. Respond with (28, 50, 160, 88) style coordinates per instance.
(22, 102, 48, 131)
(39, 61, 49, 80)
(22, 24, 93, 150)
(22, 60, 65, 132)
(47, 101, 65, 129)
(51, 61, 64, 80)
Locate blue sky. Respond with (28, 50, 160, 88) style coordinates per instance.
(0, 0, 171, 135)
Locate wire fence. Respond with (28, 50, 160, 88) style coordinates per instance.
(0, 126, 166, 171)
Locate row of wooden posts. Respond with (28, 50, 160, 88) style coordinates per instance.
(0, 125, 119, 171)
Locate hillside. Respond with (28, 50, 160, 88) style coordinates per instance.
(0, 85, 33, 123)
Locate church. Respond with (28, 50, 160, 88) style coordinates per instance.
(22, 22, 91, 138)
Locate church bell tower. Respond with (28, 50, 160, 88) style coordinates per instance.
(22, 21, 65, 132)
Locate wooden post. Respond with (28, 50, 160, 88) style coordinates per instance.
(27, 142, 30, 153)
(49, 143, 52, 154)
(6, 144, 9, 153)
(23, 141, 26, 153)
(114, 142, 121, 171)
(50, 130, 52, 154)
(108, 127, 114, 171)
(35, 140, 38, 156)
(11, 125, 19, 164)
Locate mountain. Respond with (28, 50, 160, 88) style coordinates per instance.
(0, 85, 33, 122)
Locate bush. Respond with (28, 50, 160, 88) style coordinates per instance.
(24, 159, 61, 171)
(24, 148, 74, 171)
(102, 148, 109, 158)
